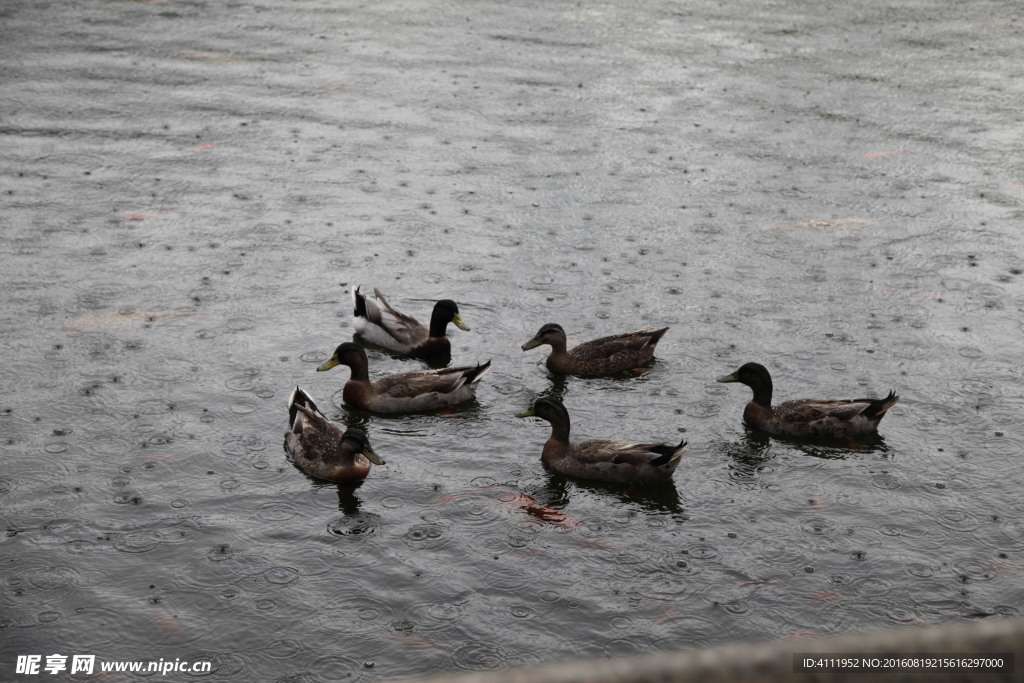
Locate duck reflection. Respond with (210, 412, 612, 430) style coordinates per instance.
(530, 471, 685, 518)
(322, 482, 384, 537)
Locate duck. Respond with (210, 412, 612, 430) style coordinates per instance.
(517, 397, 686, 484)
(521, 323, 669, 376)
(284, 387, 385, 483)
(352, 286, 469, 359)
(717, 362, 900, 437)
(317, 342, 491, 413)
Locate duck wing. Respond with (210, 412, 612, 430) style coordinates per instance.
(572, 439, 674, 467)
(372, 362, 490, 399)
(774, 395, 893, 424)
(359, 288, 429, 347)
(286, 388, 344, 462)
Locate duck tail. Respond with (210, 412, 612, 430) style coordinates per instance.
(862, 390, 900, 419)
(647, 326, 670, 347)
(352, 285, 367, 318)
(288, 386, 319, 426)
(467, 359, 493, 385)
(649, 439, 687, 468)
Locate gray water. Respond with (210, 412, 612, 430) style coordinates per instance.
(3, 0, 1024, 680)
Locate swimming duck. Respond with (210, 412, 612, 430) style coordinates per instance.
(318, 342, 491, 413)
(521, 323, 669, 376)
(284, 387, 385, 483)
(717, 362, 900, 437)
(517, 397, 686, 484)
(352, 286, 469, 359)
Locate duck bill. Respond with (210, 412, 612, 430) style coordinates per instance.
(515, 407, 536, 418)
(520, 337, 542, 351)
(717, 371, 740, 383)
(452, 313, 470, 332)
(363, 446, 385, 466)
(317, 354, 341, 372)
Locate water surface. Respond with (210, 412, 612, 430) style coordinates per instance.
(2, 0, 1024, 679)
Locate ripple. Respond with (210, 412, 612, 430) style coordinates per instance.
(112, 491, 144, 505)
(256, 502, 300, 522)
(882, 605, 919, 623)
(956, 378, 1000, 397)
(829, 573, 852, 586)
(402, 523, 451, 550)
(188, 286, 222, 303)
(265, 638, 306, 660)
(935, 509, 981, 532)
(221, 434, 268, 456)
(23, 565, 78, 596)
(76, 283, 125, 310)
(323, 589, 395, 633)
(405, 599, 469, 631)
(306, 654, 367, 682)
(719, 599, 750, 615)
(113, 533, 160, 553)
(911, 402, 973, 427)
(906, 562, 937, 578)
(228, 400, 258, 415)
(907, 580, 963, 618)
(896, 522, 951, 552)
(850, 576, 893, 597)
(681, 400, 721, 419)
(888, 340, 931, 360)
(135, 399, 176, 415)
(657, 551, 706, 577)
(84, 434, 134, 456)
(870, 473, 901, 490)
(682, 543, 719, 561)
(439, 492, 504, 526)
(37, 609, 64, 624)
(207, 543, 238, 563)
(327, 514, 382, 538)
(761, 547, 812, 571)
(601, 634, 671, 658)
(509, 604, 538, 620)
(799, 516, 839, 537)
(449, 641, 509, 671)
(952, 558, 997, 582)
(264, 566, 301, 586)
(226, 375, 259, 391)
(480, 566, 531, 593)
(591, 552, 642, 582)
(138, 358, 200, 383)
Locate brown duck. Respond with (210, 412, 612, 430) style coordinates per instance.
(521, 323, 668, 375)
(284, 387, 385, 482)
(318, 342, 490, 413)
(518, 397, 686, 484)
(717, 362, 900, 438)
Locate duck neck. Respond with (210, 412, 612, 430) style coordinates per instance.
(750, 377, 773, 407)
(428, 309, 450, 338)
(545, 411, 571, 444)
(345, 354, 371, 382)
(546, 335, 568, 358)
